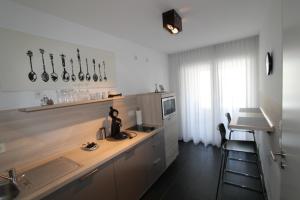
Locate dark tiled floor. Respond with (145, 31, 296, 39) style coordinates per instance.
(141, 141, 265, 200)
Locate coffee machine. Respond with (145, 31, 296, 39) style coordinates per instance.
(109, 107, 128, 140)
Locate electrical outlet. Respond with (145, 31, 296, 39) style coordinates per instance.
(0, 143, 6, 154)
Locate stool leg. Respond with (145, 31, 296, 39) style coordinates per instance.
(229, 130, 232, 140)
(216, 147, 226, 200)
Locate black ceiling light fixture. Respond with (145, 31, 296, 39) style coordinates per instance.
(162, 9, 182, 34)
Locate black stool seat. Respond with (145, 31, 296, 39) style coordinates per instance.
(225, 140, 256, 153)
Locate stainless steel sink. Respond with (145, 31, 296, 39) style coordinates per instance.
(18, 157, 80, 194)
(126, 125, 156, 133)
(0, 180, 19, 200)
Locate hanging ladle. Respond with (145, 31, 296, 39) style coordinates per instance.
(85, 58, 91, 81)
(49, 53, 58, 82)
(60, 54, 70, 82)
(98, 63, 102, 82)
(26, 50, 37, 82)
(70, 58, 76, 82)
(40, 49, 49, 82)
(77, 49, 84, 81)
(92, 59, 98, 82)
(102, 61, 107, 81)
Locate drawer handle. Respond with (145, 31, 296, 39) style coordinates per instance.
(80, 168, 99, 181)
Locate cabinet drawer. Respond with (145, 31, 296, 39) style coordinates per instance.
(43, 161, 117, 200)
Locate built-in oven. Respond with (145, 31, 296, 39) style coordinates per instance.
(161, 96, 176, 119)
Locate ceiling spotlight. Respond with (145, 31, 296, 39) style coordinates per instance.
(162, 9, 182, 35)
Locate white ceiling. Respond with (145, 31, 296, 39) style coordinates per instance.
(12, 0, 265, 54)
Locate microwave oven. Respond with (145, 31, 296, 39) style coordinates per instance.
(161, 96, 176, 119)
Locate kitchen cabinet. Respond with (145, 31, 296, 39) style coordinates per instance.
(43, 161, 117, 200)
(114, 139, 152, 200)
(148, 130, 165, 184)
(43, 131, 165, 200)
(164, 115, 179, 167)
(137, 92, 179, 168)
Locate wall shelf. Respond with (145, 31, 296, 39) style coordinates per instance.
(19, 96, 124, 112)
(229, 107, 275, 133)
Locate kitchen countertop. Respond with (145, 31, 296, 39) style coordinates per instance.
(229, 107, 274, 132)
(16, 126, 163, 200)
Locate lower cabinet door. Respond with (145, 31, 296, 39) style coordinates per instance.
(149, 131, 165, 184)
(114, 140, 152, 200)
(43, 161, 117, 200)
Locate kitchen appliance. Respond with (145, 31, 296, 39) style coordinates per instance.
(109, 107, 128, 140)
(161, 96, 176, 119)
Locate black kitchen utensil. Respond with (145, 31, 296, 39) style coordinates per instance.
(40, 49, 49, 82)
(77, 49, 84, 81)
(85, 58, 91, 81)
(49, 53, 58, 82)
(103, 61, 107, 81)
(26, 50, 37, 82)
(60, 54, 70, 82)
(92, 59, 98, 82)
(98, 63, 102, 82)
(70, 58, 76, 82)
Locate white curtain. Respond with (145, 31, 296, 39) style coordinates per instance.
(169, 36, 258, 146)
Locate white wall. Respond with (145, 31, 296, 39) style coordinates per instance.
(0, 0, 169, 110)
(258, 0, 282, 199)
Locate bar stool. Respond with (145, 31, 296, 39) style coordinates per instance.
(225, 112, 255, 140)
(216, 123, 262, 200)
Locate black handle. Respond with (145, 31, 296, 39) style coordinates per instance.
(70, 58, 74, 73)
(49, 53, 55, 72)
(60, 54, 66, 68)
(77, 49, 82, 71)
(79, 168, 99, 181)
(39, 49, 46, 71)
(85, 58, 89, 72)
(93, 59, 96, 72)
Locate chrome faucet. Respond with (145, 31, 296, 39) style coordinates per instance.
(0, 168, 17, 185)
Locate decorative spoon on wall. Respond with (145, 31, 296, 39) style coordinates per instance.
(98, 63, 102, 82)
(76, 49, 84, 81)
(92, 59, 98, 82)
(49, 53, 58, 82)
(40, 49, 49, 82)
(70, 58, 76, 82)
(26, 50, 37, 82)
(60, 54, 70, 82)
(102, 61, 107, 81)
(85, 58, 91, 81)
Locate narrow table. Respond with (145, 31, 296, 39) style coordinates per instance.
(229, 107, 274, 133)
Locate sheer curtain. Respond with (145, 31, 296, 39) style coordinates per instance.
(169, 36, 258, 146)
